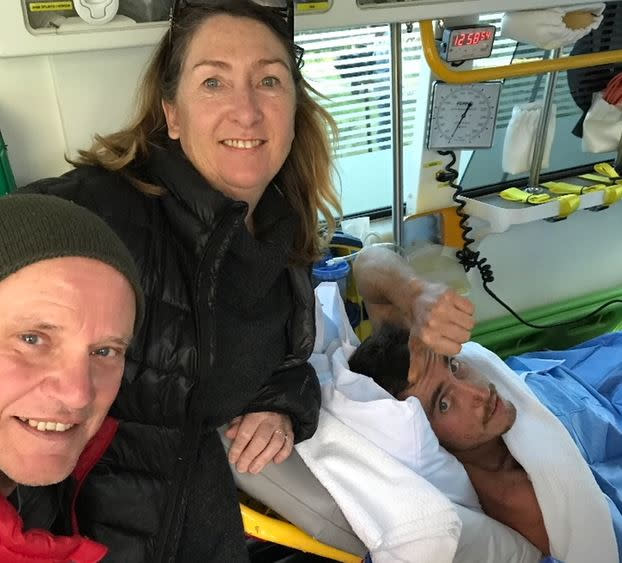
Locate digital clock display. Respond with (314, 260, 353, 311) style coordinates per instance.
(452, 30, 494, 47)
(441, 25, 496, 62)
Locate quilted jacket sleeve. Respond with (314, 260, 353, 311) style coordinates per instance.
(241, 362, 321, 443)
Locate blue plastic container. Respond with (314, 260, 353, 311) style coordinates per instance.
(312, 258, 351, 299)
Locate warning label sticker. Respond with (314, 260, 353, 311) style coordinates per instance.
(29, 2, 74, 12)
(295, 1, 330, 12)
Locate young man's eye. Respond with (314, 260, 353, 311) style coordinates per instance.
(449, 358, 460, 374)
(439, 397, 450, 413)
(261, 76, 280, 87)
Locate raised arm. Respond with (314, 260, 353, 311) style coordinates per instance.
(353, 245, 475, 356)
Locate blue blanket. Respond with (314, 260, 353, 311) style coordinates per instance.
(506, 332, 622, 559)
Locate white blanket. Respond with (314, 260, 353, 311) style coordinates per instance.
(297, 409, 462, 563)
(323, 344, 481, 511)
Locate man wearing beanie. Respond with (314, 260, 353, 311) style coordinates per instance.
(0, 194, 144, 563)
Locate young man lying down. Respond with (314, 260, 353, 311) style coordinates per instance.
(350, 245, 622, 560)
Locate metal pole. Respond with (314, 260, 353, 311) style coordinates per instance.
(525, 48, 561, 193)
(390, 22, 405, 246)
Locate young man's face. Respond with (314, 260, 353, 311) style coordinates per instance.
(0, 257, 135, 489)
(402, 345, 517, 452)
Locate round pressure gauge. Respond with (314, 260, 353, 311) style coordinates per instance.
(427, 81, 502, 150)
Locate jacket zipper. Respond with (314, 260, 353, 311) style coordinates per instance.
(157, 205, 246, 563)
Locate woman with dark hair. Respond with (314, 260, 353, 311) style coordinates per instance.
(22, 1, 341, 560)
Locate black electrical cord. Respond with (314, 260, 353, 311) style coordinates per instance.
(437, 149, 622, 329)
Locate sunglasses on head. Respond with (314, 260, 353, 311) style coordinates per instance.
(169, 0, 294, 43)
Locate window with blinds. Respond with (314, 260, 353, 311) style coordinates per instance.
(297, 25, 394, 159)
(295, 4, 621, 214)
(296, 23, 418, 214)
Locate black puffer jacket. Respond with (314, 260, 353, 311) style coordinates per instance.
(21, 142, 321, 562)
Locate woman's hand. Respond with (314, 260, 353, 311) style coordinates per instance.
(411, 282, 475, 357)
(225, 411, 294, 474)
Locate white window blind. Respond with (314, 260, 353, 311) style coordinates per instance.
(297, 25, 395, 159)
(296, 23, 422, 214)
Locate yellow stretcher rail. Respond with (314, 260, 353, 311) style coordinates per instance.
(419, 20, 622, 84)
(240, 504, 362, 563)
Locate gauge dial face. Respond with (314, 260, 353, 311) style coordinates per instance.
(427, 81, 501, 150)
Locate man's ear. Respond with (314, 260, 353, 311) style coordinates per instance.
(162, 99, 181, 140)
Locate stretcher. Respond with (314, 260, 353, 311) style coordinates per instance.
(225, 284, 622, 562)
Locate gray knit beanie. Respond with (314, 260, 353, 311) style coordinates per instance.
(0, 194, 144, 332)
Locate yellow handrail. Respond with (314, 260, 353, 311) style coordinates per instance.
(240, 504, 362, 563)
(419, 20, 622, 83)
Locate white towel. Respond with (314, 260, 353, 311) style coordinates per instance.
(324, 345, 481, 511)
(582, 91, 622, 153)
(501, 4, 605, 50)
(296, 409, 462, 563)
(461, 341, 619, 563)
(502, 102, 557, 175)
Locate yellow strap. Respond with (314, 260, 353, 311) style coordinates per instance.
(499, 183, 616, 216)
(567, 183, 622, 205)
(541, 181, 599, 195)
(594, 162, 621, 179)
(557, 194, 581, 217)
(579, 173, 613, 184)
(601, 185, 622, 205)
(499, 187, 551, 204)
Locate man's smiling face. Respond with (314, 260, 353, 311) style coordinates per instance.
(0, 257, 135, 489)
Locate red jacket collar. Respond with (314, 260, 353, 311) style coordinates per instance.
(0, 417, 118, 563)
